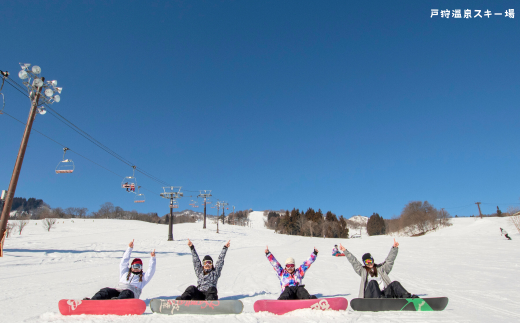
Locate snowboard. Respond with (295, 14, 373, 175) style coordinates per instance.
(58, 299, 146, 315)
(150, 299, 243, 315)
(254, 297, 348, 315)
(350, 297, 449, 312)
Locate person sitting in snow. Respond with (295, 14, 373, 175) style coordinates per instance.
(339, 239, 416, 299)
(86, 239, 156, 300)
(500, 228, 512, 240)
(176, 239, 230, 301)
(265, 245, 318, 300)
(332, 244, 342, 256)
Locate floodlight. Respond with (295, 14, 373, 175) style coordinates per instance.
(33, 78, 43, 87)
(54, 95, 60, 102)
(44, 89, 54, 97)
(56, 87, 62, 94)
(19, 70, 28, 79)
(38, 107, 47, 115)
(32, 65, 41, 74)
(51, 80, 57, 87)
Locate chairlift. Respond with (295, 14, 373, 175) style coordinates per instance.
(55, 148, 75, 174)
(121, 166, 137, 193)
(134, 186, 145, 203)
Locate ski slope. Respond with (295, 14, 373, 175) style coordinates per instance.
(1, 211, 519, 322)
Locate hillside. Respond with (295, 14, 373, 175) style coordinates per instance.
(348, 215, 368, 225)
(1, 215, 519, 322)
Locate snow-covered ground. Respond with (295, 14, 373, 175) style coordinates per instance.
(1, 211, 519, 322)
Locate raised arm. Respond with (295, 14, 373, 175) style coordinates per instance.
(297, 248, 318, 277)
(120, 240, 134, 277)
(339, 243, 363, 276)
(188, 239, 203, 276)
(143, 249, 156, 285)
(380, 239, 399, 274)
(214, 241, 230, 277)
(265, 246, 283, 276)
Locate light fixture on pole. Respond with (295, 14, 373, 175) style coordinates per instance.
(18, 63, 62, 115)
(0, 63, 63, 257)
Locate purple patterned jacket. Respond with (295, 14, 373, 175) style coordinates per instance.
(266, 251, 317, 291)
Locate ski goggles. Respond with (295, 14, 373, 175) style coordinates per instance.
(131, 263, 142, 270)
(203, 260, 213, 266)
(285, 264, 295, 268)
(364, 259, 373, 265)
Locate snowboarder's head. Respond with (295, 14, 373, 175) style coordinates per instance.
(334, 245, 338, 247)
(130, 258, 143, 273)
(203, 255, 214, 273)
(285, 257, 296, 273)
(362, 253, 374, 268)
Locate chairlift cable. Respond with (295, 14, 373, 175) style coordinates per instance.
(2, 75, 223, 200)
(2, 76, 171, 187)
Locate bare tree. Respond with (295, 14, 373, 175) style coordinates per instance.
(16, 220, 29, 235)
(297, 215, 307, 236)
(42, 218, 56, 232)
(305, 220, 317, 237)
(5, 223, 15, 238)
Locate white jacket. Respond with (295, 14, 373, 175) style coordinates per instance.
(116, 247, 156, 299)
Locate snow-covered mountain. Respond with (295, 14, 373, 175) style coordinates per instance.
(348, 215, 368, 225)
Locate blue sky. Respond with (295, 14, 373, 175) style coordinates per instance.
(1, 1, 519, 218)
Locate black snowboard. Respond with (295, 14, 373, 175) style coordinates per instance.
(350, 297, 448, 312)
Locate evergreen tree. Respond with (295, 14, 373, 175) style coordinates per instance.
(367, 212, 386, 236)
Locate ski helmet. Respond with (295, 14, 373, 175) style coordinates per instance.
(362, 253, 374, 263)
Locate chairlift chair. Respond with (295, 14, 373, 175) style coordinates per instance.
(121, 166, 137, 192)
(55, 148, 75, 174)
(134, 186, 145, 203)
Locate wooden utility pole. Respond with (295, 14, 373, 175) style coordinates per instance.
(475, 202, 482, 219)
(0, 83, 43, 257)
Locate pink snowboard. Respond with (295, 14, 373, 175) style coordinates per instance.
(58, 299, 146, 315)
(254, 297, 348, 315)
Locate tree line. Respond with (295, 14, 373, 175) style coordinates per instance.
(264, 208, 350, 238)
(7, 200, 197, 225)
(368, 201, 452, 236)
(223, 209, 251, 226)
